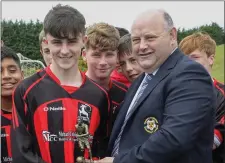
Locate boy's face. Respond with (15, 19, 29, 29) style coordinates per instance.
(84, 48, 117, 80)
(46, 33, 84, 70)
(1, 58, 23, 97)
(119, 52, 143, 82)
(40, 41, 52, 66)
(188, 49, 214, 73)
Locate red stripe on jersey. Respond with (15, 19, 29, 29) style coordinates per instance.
(84, 103, 100, 159)
(1, 112, 12, 120)
(213, 79, 225, 95)
(34, 103, 52, 163)
(89, 80, 110, 113)
(88, 80, 111, 136)
(5, 126, 12, 157)
(112, 81, 128, 92)
(23, 73, 47, 100)
(63, 99, 78, 163)
(12, 89, 19, 128)
(112, 101, 120, 106)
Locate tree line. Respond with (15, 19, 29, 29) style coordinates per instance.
(1, 19, 224, 61)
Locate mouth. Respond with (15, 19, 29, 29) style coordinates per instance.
(138, 52, 154, 57)
(1, 83, 16, 89)
(129, 74, 138, 79)
(59, 56, 73, 59)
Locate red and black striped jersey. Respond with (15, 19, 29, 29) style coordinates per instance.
(1, 109, 12, 163)
(11, 67, 110, 163)
(108, 80, 128, 135)
(213, 78, 225, 163)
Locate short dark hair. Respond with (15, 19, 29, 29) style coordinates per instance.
(118, 34, 132, 57)
(43, 4, 86, 39)
(115, 27, 129, 38)
(1, 46, 21, 68)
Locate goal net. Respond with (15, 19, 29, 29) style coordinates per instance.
(17, 53, 46, 78)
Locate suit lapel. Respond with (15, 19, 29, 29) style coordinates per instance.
(109, 73, 145, 144)
(126, 48, 183, 120)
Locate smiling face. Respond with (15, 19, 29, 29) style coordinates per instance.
(46, 33, 84, 70)
(119, 52, 143, 82)
(131, 11, 177, 73)
(84, 48, 118, 80)
(1, 58, 23, 97)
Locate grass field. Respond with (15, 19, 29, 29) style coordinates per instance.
(212, 44, 224, 83)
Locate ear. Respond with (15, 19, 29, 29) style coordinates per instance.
(82, 49, 87, 62)
(170, 27, 177, 45)
(83, 35, 88, 44)
(208, 54, 215, 67)
(21, 70, 25, 80)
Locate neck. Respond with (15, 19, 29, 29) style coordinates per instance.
(50, 64, 82, 87)
(1, 96, 12, 112)
(86, 71, 110, 89)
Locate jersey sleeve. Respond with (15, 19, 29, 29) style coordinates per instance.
(11, 84, 45, 163)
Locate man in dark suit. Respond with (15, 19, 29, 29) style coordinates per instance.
(99, 9, 216, 163)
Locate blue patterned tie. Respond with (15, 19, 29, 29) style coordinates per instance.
(112, 74, 153, 157)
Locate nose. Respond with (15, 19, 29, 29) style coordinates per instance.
(2, 70, 12, 80)
(60, 42, 69, 55)
(99, 56, 107, 66)
(139, 39, 148, 52)
(126, 62, 133, 73)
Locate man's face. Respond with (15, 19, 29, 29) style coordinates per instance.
(40, 41, 52, 66)
(1, 58, 23, 97)
(131, 14, 176, 73)
(46, 33, 84, 70)
(119, 53, 143, 82)
(84, 48, 117, 80)
(188, 49, 214, 73)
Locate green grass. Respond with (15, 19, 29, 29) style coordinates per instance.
(212, 44, 224, 83)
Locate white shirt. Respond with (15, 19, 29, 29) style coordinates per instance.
(126, 47, 177, 116)
(126, 69, 158, 116)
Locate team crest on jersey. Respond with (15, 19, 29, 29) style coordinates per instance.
(144, 117, 158, 133)
(78, 102, 92, 124)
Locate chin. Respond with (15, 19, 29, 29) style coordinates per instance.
(1, 91, 13, 97)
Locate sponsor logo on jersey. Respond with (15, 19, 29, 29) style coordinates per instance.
(43, 106, 66, 112)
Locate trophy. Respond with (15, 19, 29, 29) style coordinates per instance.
(75, 117, 93, 163)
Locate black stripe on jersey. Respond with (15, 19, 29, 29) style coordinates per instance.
(47, 100, 64, 163)
(1, 128, 9, 161)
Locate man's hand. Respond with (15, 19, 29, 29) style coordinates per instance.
(96, 157, 114, 163)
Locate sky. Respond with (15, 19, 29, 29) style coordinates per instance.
(1, 1, 224, 31)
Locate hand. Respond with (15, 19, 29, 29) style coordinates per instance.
(213, 144, 216, 150)
(96, 157, 114, 163)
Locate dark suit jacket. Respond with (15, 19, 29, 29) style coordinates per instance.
(108, 49, 216, 163)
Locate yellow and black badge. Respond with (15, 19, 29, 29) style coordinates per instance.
(144, 117, 159, 133)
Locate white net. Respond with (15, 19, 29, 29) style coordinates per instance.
(17, 53, 46, 78)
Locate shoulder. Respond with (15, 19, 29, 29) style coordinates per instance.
(111, 80, 128, 92)
(15, 69, 47, 97)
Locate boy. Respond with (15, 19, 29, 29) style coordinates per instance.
(179, 32, 225, 163)
(1, 46, 23, 163)
(110, 27, 131, 87)
(39, 29, 52, 66)
(117, 34, 143, 83)
(82, 22, 128, 150)
(11, 4, 109, 163)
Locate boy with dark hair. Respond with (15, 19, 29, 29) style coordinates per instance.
(111, 27, 131, 87)
(117, 34, 143, 82)
(1, 46, 23, 163)
(82, 22, 128, 153)
(179, 32, 225, 163)
(11, 4, 109, 163)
